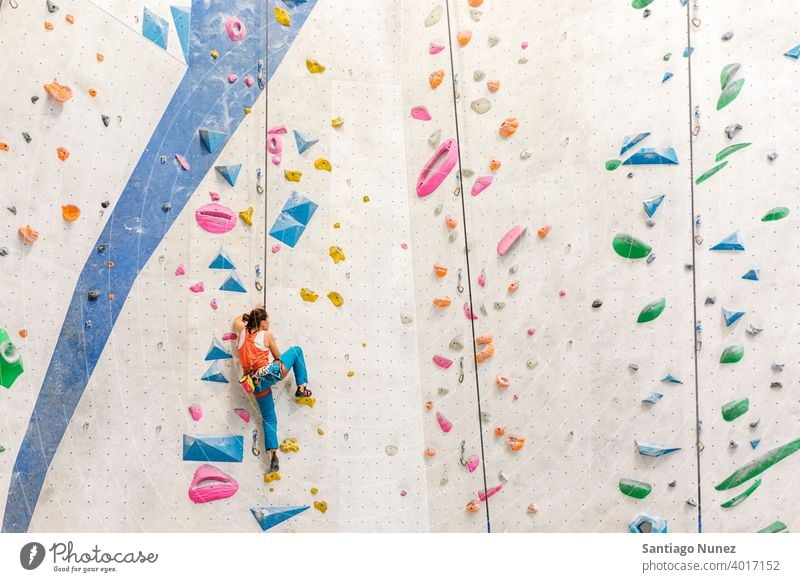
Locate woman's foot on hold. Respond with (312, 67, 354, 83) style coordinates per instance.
(295, 384, 312, 398)
(269, 451, 280, 474)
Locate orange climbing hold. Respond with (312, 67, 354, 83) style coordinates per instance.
(88, 88, 97, 97)
(433, 296, 452, 307)
(487, 80, 501, 93)
(0, 142, 8, 152)
(445, 215, 458, 229)
(433, 264, 448, 278)
(65, 14, 75, 24)
(425, 401, 434, 410)
(505, 434, 525, 452)
(468, 0, 484, 6)
(61, 205, 81, 222)
(96, 53, 105, 62)
(457, 31, 472, 47)
(18, 330, 28, 338)
(466, 500, 481, 513)
(489, 158, 501, 171)
(44, 81, 73, 102)
(18, 225, 39, 244)
(496, 375, 511, 388)
(44, 21, 54, 30)
(538, 225, 551, 238)
(424, 447, 437, 457)
(476, 343, 495, 364)
(476, 333, 493, 345)
(56, 147, 70, 161)
(429, 69, 445, 89)
(508, 281, 519, 293)
(494, 426, 505, 437)
(499, 118, 519, 139)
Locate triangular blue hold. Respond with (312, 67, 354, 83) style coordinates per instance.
(750, 439, 761, 450)
(294, 130, 319, 154)
(268, 213, 306, 248)
(282, 191, 319, 226)
(199, 129, 228, 153)
(201, 361, 229, 383)
(722, 307, 746, 327)
(784, 44, 800, 60)
(642, 393, 663, 404)
(742, 268, 760, 281)
(281, 0, 309, 7)
(661, 374, 683, 385)
(620, 132, 650, 156)
(205, 336, 232, 361)
(622, 147, 679, 165)
(209, 248, 236, 270)
(170, 6, 190, 61)
(183, 434, 243, 463)
(250, 505, 309, 532)
(643, 195, 665, 218)
(215, 164, 241, 187)
(683, 47, 694, 57)
(662, 72, 673, 83)
(710, 231, 744, 251)
(220, 271, 247, 293)
(142, 7, 169, 50)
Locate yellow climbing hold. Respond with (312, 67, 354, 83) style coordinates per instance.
(274, 6, 291, 26)
(362, 342, 367, 348)
(317, 427, 324, 436)
(327, 291, 344, 307)
(306, 58, 326, 74)
(285, 170, 302, 182)
(300, 288, 319, 302)
(329, 246, 346, 264)
(210, 50, 219, 59)
(331, 117, 344, 127)
(279, 438, 300, 453)
(333, 222, 341, 229)
(238, 207, 254, 226)
(347, 371, 355, 377)
(362, 195, 370, 203)
(264, 471, 281, 483)
(296, 396, 316, 408)
(244, 107, 252, 114)
(313, 501, 328, 513)
(310, 487, 319, 495)
(314, 158, 332, 172)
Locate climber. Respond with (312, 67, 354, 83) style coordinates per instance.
(233, 304, 312, 475)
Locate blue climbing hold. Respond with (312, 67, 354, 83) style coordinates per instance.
(683, 47, 694, 57)
(620, 132, 650, 156)
(183, 434, 243, 463)
(622, 147, 679, 165)
(215, 164, 241, 187)
(662, 72, 673, 83)
(722, 307, 746, 327)
(643, 195, 665, 218)
(710, 231, 744, 251)
(269, 213, 306, 248)
(784, 44, 800, 60)
(661, 374, 683, 385)
(250, 505, 310, 531)
(220, 271, 247, 293)
(294, 130, 319, 154)
(635, 441, 681, 457)
(142, 7, 169, 50)
(281, 0, 309, 7)
(282, 191, 318, 225)
(642, 393, 663, 404)
(199, 129, 228, 153)
(750, 439, 761, 450)
(170, 6, 190, 61)
(209, 248, 236, 270)
(201, 361, 229, 383)
(205, 337, 232, 361)
(742, 268, 760, 281)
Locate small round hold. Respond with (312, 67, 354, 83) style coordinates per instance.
(643, 8, 650, 17)
(448, 231, 457, 242)
(160, 155, 167, 164)
(668, 480, 677, 488)
(526, 358, 538, 369)
(509, 264, 519, 274)
(101, 115, 110, 127)
(729, 440, 739, 449)
(434, 204, 443, 215)
(684, 263, 694, 270)
(161, 203, 172, 212)
(97, 244, 108, 253)
(494, 302, 506, 310)
(686, 497, 698, 507)
(767, 152, 779, 161)
(0, 247, 9, 257)
(591, 299, 602, 308)
(629, 363, 639, 372)
(87, 290, 100, 301)
(646, 253, 656, 264)
(498, 471, 508, 483)
(626, 172, 634, 178)
(31, 96, 40, 104)
(646, 218, 655, 227)
(101, 201, 110, 208)
(85, 320, 92, 328)
(721, 31, 733, 41)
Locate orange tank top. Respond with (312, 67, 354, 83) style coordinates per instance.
(237, 330, 271, 372)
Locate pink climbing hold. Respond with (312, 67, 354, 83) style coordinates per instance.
(416, 139, 458, 197)
(433, 354, 454, 369)
(478, 269, 486, 287)
(466, 455, 480, 473)
(522, 41, 529, 49)
(464, 303, 478, 320)
(436, 411, 453, 433)
(210, 299, 218, 310)
(209, 191, 221, 202)
(188, 404, 202, 421)
(271, 244, 281, 253)
(195, 203, 238, 234)
(243, 76, 254, 87)
(559, 290, 567, 297)
(227, 74, 238, 83)
(401, 242, 408, 249)
(513, 394, 520, 401)
(190, 282, 205, 293)
(471, 175, 494, 196)
(478, 483, 504, 502)
(527, 328, 536, 336)
(175, 264, 185, 276)
(188, 464, 239, 504)
(411, 105, 432, 121)
(497, 225, 527, 256)
(224, 17, 247, 42)
(234, 408, 250, 423)
(268, 125, 288, 135)
(175, 153, 190, 171)
(222, 332, 237, 341)
(429, 43, 445, 54)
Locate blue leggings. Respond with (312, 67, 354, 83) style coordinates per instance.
(253, 346, 308, 450)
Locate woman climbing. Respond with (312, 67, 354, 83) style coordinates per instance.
(233, 304, 313, 475)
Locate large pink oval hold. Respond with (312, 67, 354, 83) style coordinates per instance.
(433, 354, 453, 369)
(497, 225, 527, 256)
(225, 17, 247, 42)
(411, 106, 432, 121)
(417, 138, 458, 197)
(188, 464, 239, 504)
(196, 203, 237, 234)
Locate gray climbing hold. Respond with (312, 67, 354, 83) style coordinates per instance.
(100, 201, 110, 208)
(434, 204, 443, 215)
(481, 412, 491, 423)
(31, 96, 39, 104)
(461, 168, 475, 178)
(526, 358, 539, 369)
(687, 497, 698, 506)
(87, 291, 100, 301)
(438, 387, 449, 395)
(498, 471, 508, 482)
(479, 304, 487, 315)
(518, 56, 529, 64)
(0, 248, 8, 257)
(520, 148, 532, 160)
(746, 324, 763, 336)
(705, 296, 716, 305)
(509, 264, 519, 274)
(97, 244, 108, 253)
(488, 35, 500, 48)
(668, 480, 677, 487)
(428, 129, 441, 148)
(385, 445, 398, 456)
(770, 382, 783, 389)
(7, 206, 16, 215)
(494, 302, 505, 310)
(721, 31, 734, 41)
(448, 231, 457, 242)
(767, 152, 779, 161)
(101, 115, 110, 127)
(424, 5, 442, 27)
(47, 1, 59, 13)
(646, 218, 655, 227)
(473, 70, 485, 82)
(725, 123, 742, 139)
(161, 203, 172, 212)
(470, 98, 492, 114)
(400, 313, 413, 324)
(729, 441, 738, 449)
(449, 336, 465, 350)
(749, 419, 760, 429)
(772, 362, 785, 372)
(22, 132, 31, 143)
(469, 9, 482, 21)
(592, 299, 602, 308)
(629, 363, 639, 372)
(646, 253, 656, 264)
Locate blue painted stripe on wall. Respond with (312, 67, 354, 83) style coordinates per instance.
(3, 0, 318, 533)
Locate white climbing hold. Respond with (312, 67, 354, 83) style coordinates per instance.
(425, 5, 442, 27)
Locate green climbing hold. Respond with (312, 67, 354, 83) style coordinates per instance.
(762, 207, 789, 222)
(721, 478, 761, 508)
(663, 53, 672, 61)
(0, 328, 24, 389)
(612, 234, 652, 259)
(720, 63, 741, 90)
(0, 445, 5, 453)
(721, 398, 749, 421)
(695, 162, 728, 185)
(717, 78, 745, 110)
(716, 437, 800, 491)
(720, 344, 744, 364)
(632, 0, 656, 8)
(605, 159, 622, 171)
(619, 478, 652, 499)
(715, 142, 751, 162)
(637, 298, 666, 323)
(757, 521, 788, 533)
